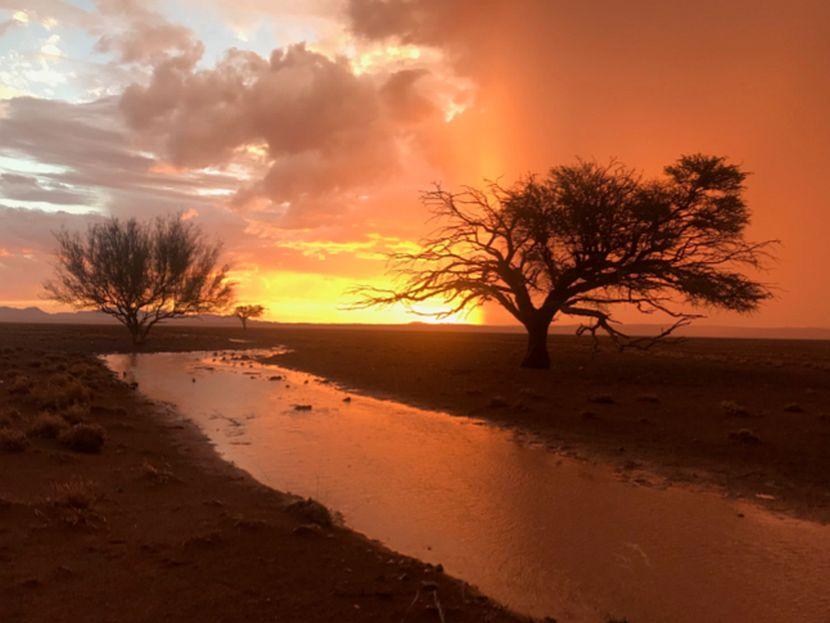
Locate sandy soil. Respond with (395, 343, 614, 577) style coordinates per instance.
(1, 321, 829, 621)
(0, 327, 525, 623)
(11, 321, 825, 521)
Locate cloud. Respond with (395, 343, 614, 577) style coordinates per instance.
(93, 0, 203, 66)
(0, 172, 92, 205)
(0, 96, 241, 215)
(118, 41, 421, 223)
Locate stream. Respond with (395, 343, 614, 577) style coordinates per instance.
(103, 350, 830, 622)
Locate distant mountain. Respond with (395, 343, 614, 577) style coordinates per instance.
(0, 306, 237, 326)
(0, 306, 828, 341)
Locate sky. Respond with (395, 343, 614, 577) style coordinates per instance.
(0, 0, 828, 328)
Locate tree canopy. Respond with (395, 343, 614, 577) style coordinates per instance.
(353, 154, 776, 368)
(45, 214, 234, 346)
(234, 304, 265, 329)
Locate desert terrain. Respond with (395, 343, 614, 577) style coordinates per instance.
(1, 322, 829, 622)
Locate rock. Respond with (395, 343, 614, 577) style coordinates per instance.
(721, 400, 752, 418)
(285, 497, 333, 527)
(729, 428, 761, 445)
(487, 396, 509, 408)
(420, 580, 439, 592)
(59, 423, 105, 453)
(588, 394, 615, 405)
(342, 396, 352, 403)
(637, 393, 660, 403)
(268, 375, 283, 381)
(292, 523, 325, 538)
(293, 404, 313, 411)
(581, 410, 599, 420)
(518, 388, 544, 400)
(784, 402, 805, 413)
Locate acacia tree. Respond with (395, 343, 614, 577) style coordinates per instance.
(234, 304, 265, 330)
(45, 214, 234, 347)
(352, 155, 776, 369)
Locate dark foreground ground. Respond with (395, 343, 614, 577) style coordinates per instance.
(1, 323, 829, 622)
(0, 324, 525, 623)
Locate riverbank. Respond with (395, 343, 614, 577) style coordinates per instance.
(0, 332, 525, 622)
(270, 328, 830, 523)
(6, 322, 825, 522)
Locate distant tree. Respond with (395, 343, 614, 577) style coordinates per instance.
(352, 155, 777, 369)
(45, 214, 234, 347)
(234, 304, 265, 330)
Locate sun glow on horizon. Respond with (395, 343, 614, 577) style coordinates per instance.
(246, 270, 485, 326)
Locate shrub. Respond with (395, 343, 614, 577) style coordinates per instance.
(29, 412, 68, 439)
(62, 402, 90, 424)
(8, 375, 31, 395)
(0, 429, 28, 452)
(31, 374, 92, 409)
(50, 477, 101, 528)
(52, 477, 96, 510)
(0, 408, 22, 428)
(59, 423, 105, 453)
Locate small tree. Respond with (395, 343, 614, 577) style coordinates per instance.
(234, 304, 265, 330)
(352, 155, 776, 369)
(45, 214, 234, 346)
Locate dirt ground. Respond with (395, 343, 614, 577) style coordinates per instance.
(0, 326, 525, 623)
(1, 322, 829, 622)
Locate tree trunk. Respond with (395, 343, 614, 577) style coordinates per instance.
(129, 325, 144, 349)
(125, 319, 149, 349)
(521, 321, 551, 369)
(240, 317, 247, 330)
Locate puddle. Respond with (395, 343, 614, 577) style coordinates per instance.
(103, 350, 830, 622)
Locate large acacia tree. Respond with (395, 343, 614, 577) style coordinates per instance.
(45, 214, 234, 346)
(353, 155, 776, 368)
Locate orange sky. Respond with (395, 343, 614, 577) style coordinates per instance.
(0, 1, 828, 328)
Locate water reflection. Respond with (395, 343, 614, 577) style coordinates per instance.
(104, 350, 830, 623)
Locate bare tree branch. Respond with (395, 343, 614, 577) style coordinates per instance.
(350, 154, 778, 369)
(44, 214, 235, 346)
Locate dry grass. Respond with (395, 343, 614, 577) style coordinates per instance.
(0, 428, 28, 452)
(28, 411, 69, 439)
(49, 477, 103, 528)
(8, 374, 31, 395)
(62, 402, 91, 424)
(30, 373, 93, 409)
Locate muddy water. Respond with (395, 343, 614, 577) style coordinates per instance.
(103, 350, 830, 623)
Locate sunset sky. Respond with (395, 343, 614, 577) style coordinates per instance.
(1, 0, 828, 327)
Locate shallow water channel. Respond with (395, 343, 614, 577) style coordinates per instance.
(103, 350, 830, 622)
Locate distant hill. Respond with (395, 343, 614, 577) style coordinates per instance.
(0, 306, 828, 341)
(0, 306, 238, 326)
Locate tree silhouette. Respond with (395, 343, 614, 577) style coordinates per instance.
(45, 214, 234, 347)
(234, 304, 265, 330)
(352, 155, 776, 368)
